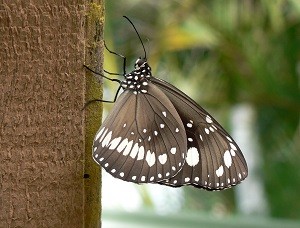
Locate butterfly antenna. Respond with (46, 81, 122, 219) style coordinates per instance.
(123, 16, 147, 59)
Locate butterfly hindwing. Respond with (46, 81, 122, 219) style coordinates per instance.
(152, 78, 248, 190)
(93, 83, 187, 184)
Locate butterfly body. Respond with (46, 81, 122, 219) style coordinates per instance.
(92, 57, 248, 190)
(120, 58, 151, 94)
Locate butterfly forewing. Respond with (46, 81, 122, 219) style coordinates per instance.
(93, 83, 187, 184)
(152, 78, 248, 190)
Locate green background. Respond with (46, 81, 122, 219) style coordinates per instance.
(101, 0, 300, 226)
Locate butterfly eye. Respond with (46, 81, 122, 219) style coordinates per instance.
(88, 16, 248, 191)
(135, 57, 143, 65)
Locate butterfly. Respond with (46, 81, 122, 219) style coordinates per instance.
(86, 16, 248, 191)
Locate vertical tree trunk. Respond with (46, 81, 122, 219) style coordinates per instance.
(84, 1, 104, 228)
(0, 0, 103, 227)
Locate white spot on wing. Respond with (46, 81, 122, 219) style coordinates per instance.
(224, 150, 232, 168)
(102, 131, 112, 147)
(95, 127, 105, 141)
(199, 134, 203, 141)
(158, 154, 167, 165)
(230, 143, 237, 150)
(141, 176, 146, 181)
(226, 136, 233, 142)
(130, 143, 139, 158)
(160, 124, 165, 129)
(123, 140, 133, 156)
(186, 147, 199, 166)
(108, 137, 122, 150)
(120, 172, 124, 177)
(146, 150, 155, 167)
(143, 129, 147, 133)
(216, 165, 224, 177)
(230, 149, 236, 156)
(170, 147, 176, 154)
(205, 128, 210, 134)
(206, 115, 213, 123)
(154, 131, 158, 136)
(137, 146, 145, 160)
(162, 111, 167, 117)
(187, 123, 192, 128)
(185, 177, 190, 182)
(175, 128, 179, 133)
(117, 138, 128, 152)
(99, 128, 108, 142)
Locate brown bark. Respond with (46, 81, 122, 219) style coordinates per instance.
(0, 0, 103, 227)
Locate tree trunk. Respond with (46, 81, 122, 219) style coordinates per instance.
(0, 1, 103, 227)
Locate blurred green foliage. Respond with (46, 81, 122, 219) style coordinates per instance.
(104, 0, 300, 220)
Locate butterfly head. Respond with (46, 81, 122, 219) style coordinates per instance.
(121, 58, 152, 94)
(134, 57, 151, 72)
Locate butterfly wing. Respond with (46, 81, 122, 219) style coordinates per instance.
(93, 83, 187, 184)
(152, 77, 248, 190)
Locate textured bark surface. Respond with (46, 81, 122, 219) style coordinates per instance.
(84, 1, 104, 228)
(0, 1, 97, 227)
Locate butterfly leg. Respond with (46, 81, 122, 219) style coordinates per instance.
(104, 41, 126, 75)
(83, 65, 121, 83)
(82, 86, 122, 110)
(86, 42, 127, 77)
